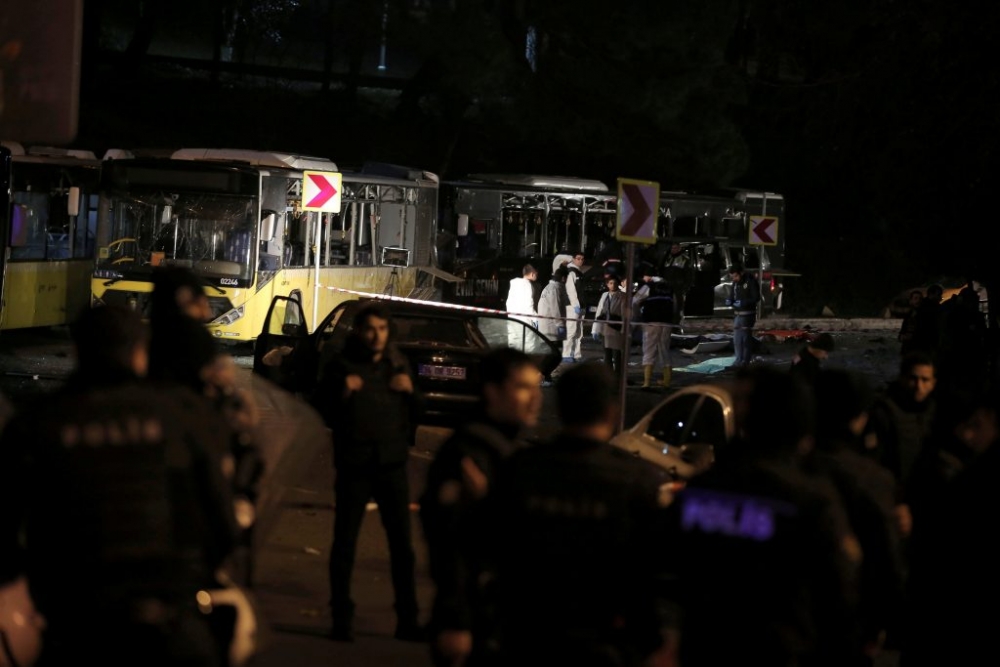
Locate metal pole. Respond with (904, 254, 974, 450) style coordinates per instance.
(619, 242, 635, 434)
(313, 212, 321, 329)
(378, 1, 389, 71)
(758, 193, 767, 320)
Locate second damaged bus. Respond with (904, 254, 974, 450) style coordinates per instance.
(438, 173, 796, 317)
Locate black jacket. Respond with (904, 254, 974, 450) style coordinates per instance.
(420, 416, 527, 636)
(492, 433, 672, 666)
(0, 374, 239, 616)
(311, 337, 423, 468)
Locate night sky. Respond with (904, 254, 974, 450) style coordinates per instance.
(15, 0, 1000, 316)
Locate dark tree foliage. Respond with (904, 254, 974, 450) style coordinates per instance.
(71, 0, 1000, 320)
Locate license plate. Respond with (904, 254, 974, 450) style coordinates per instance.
(418, 364, 467, 380)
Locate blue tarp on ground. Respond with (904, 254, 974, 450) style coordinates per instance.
(674, 356, 736, 374)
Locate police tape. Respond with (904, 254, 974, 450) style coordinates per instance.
(314, 283, 750, 333)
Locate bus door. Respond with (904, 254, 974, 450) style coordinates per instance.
(0, 147, 12, 314)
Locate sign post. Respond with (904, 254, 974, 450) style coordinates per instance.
(616, 178, 659, 434)
(748, 197, 778, 320)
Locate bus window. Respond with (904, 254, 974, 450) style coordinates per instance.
(72, 193, 98, 259)
(10, 193, 49, 259)
(501, 211, 540, 258)
(10, 203, 32, 248)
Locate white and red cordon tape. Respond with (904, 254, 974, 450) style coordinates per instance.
(316, 283, 739, 333)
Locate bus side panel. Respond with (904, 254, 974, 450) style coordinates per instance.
(1, 260, 92, 330)
(216, 266, 420, 340)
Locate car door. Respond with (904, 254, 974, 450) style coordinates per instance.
(473, 314, 561, 376)
(252, 295, 314, 393)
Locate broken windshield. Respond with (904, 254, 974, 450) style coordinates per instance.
(97, 191, 257, 283)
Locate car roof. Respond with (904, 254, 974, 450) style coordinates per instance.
(347, 297, 492, 320)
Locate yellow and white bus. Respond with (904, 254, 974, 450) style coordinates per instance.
(0, 142, 101, 331)
(91, 148, 445, 342)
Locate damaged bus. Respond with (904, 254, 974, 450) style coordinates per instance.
(438, 173, 795, 317)
(91, 148, 443, 342)
(0, 142, 100, 330)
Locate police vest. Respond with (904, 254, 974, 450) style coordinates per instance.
(640, 282, 675, 323)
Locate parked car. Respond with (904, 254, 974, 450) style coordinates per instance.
(252, 296, 562, 424)
(610, 382, 737, 483)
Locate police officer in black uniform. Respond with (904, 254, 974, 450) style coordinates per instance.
(0, 305, 241, 667)
(420, 348, 543, 667)
(725, 263, 761, 368)
(491, 362, 674, 667)
(310, 301, 425, 643)
(663, 366, 861, 667)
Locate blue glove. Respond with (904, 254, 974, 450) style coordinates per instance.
(733, 300, 743, 308)
(724, 298, 733, 307)
(592, 332, 601, 342)
(574, 306, 582, 316)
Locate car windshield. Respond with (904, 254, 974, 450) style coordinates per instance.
(647, 393, 728, 450)
(394, 315, 475, 347)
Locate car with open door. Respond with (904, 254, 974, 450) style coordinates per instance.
(253, 296, 562, 425)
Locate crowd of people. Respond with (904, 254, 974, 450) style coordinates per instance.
(1, 267, 996, 667)
(0, 267, 263, 667)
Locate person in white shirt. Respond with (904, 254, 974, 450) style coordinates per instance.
(506, 264, 538, 349)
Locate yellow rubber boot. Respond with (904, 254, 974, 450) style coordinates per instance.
(661, 366, 672, 388)
(642, 364, 653, 388)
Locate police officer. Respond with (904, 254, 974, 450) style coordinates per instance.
(0, 305, 241, 667)
(491, 362, 674, 667)
(663, 366, 861, 667)
(420, 348, 543, 667)
(725, 263, 761, 368)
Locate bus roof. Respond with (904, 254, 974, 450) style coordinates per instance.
(459, 174, 610, 192)
(170, 148, 338, 172)
(2, 141, 98, 161)
(358, 161, 440, 185)
(342, 171, 440, 189)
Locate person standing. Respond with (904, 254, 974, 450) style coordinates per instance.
(593, 275, 626, 380)
(633, 270, 676, 389)
(310, 302, 426, 642)
(147, 265, 263, 588)
(864, 352, 938, 509)
(420, 349, 543, 667)
(725, 263, 761, 369)
(789, 332, 836, 387)
(506, 264, 538, 350)
(537, 266, 570, 383)
(0, 305, 241, 667)
(491, 362, 674, 667)
(661, 243, 692, 319)
(664, 367, 861, 667)
(901, 391, 1000, 667)
(807, 369, 905, 665)
(562, 251, 586, 363)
